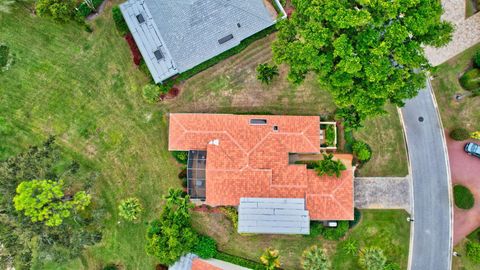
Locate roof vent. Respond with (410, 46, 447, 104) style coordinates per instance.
(136, 14, 145, 24)
(154, 49, 164, 60)
(237, 23, 241, 28)
(208, 139, 220, 146)
(250, 119, 267, 125)
(218, 34, 234, 44)
(273, 125, 279, 132)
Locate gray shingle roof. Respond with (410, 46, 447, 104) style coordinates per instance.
(238, 198, 310, 235)
(120, 0, 278, 83)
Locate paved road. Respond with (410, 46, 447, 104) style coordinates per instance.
(400, 85, 452, 270)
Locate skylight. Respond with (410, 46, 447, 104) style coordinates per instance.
(250, 119, 267, 125)
(218, 34, 234, 44)
(136, 14, 145, 24)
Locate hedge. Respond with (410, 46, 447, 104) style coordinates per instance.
(454, 185, 475, 209)
(112, 6, 129, 36)
(320, 220, 349, 240)
(450, 128, 470, 141)
(172, 151, 188, 164)
(193, 235, 217, 259)
(214, 252, 265, 270)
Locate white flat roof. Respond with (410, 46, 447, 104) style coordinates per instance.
(238, 198, 310, 235)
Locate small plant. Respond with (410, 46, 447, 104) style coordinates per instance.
(358, 247, 387, 270)
(172, 151, 188, 164)
(466, 241, 480, 263)
(474, 50, 480, 68)
(260, 247, 280, 270)
(314, 153, 346, 178)
(301, 245, 330, 270)
(142, 84, 162, 103)
(193, 235, 217, 259)
(342, 239, 358, 255)
(320, 220, 349, 240)
(325, 125, 335, 146)
(0, 43, 14, 72)
(118, 197, 143, 221)
(221, 206, 238, 230)
(450, 128, 470, 141)
(257, 63, 279, 84)
(352, 141, 371, 162)
(471, 131, 480, 140)
(384, 262, 401, 270)
(112, 6, 129, 36)
(453, 185, 475, 209)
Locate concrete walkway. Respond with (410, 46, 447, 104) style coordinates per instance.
(354, 177, 411, 212)
(425, 0, 480, 66)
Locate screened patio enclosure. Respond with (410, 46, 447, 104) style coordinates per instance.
(187, 150, 207, 200)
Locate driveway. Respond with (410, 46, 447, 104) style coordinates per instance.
(445, 135, 480, 244)
(400, 85, 452, 270)
(354, 177, 410, 211)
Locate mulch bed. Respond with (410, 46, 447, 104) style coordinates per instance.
(124, 33, 142, 66)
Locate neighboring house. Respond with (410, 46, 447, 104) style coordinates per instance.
(170, 253, 249, 270)
(168, 113, 354, 235)
(120, 0, 286, 83)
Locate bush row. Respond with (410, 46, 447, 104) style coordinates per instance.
(112, 6, 129, 36)
(214, 252, 265, 270)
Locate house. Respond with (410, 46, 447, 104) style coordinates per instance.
(168, 113, 354, 235)
(119, 0, 286, 83)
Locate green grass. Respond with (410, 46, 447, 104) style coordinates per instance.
(192, 210, 410, 270)
(454, 185, 475, 209)
(1, 3, 410, 269)
(353, 104, 409, 177)
(432, 43, 480, 131)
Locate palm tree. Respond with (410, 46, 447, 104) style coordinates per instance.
(256, 63, 279, 84)
(315, 153, 347, 177)
(260, 247, 280, 270)
(301, 245, 330, 270)
(358, 247, 387, 270)
(342, 240, 358, 255)
(164, 188, 182, 204)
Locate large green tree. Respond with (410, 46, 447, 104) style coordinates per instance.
(13, 179, 91, 226)
(273, 0, 453, 128)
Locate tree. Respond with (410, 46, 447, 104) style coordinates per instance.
(145, 188, 198, 265)
(315, 153, 346, 177)
(301, 245, 330, 270)
(257, 63, 279, 84)
(260, 247, 280, 270)
(358, 247, 387, 270)
(118, 197, 143, 222)
(36, 0, 75, 21)
(273, 0, 453, 128)
(13, 179, 91, 226)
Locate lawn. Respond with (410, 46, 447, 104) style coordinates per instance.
(192, 210, 410, 270)
(453, 227, 480, 270)
(431, 43, 480, 131)
(1, 2, 409, 269)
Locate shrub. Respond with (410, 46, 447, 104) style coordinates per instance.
(142, 84, 161, 103)
(0, 43, 14, 72)
(112, 6, 129, 36)
(36, 0, 75, 22)
(103, 264, 119, 270)
(118, 197, 143, 222)
(384, 262, 401, 270)
(221, 206, 238, 230)
(320, 220, 349, 240)
(301, 245, 330, 270)
(341, 239, 358, 255)
(308, 221, 322, 237)
(172, 151, 188, 164)
(454, 185, 475, 209)
(466, 241, 480, 263)
(139, 60, 153, 81)
(178, 168, 187, 179)
(325, 125, 335, 146)
(193, 235, 217, 259)
(260, 248, 280, 270)
(459, 68, 480, 92)
(214, 252, 265, 270)
(474, 51, 480, 68)
(352, 141, 371, 162)
(256, 63, 279, 84)
(450, 128, 470, 141)
(76, 0, 104, 18)
(471, 131, 480, 140)
(358, 247, 387, 270)
(349, 208, 362, 228)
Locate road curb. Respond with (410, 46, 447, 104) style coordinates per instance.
(427, 78, 454, 270)
(397, 107, 415, 270)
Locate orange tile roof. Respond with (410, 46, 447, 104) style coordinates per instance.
(191, 259, 222, 270)
(169, 113, 354, 220)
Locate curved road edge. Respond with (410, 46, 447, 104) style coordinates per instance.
(399, 79, 453, 270)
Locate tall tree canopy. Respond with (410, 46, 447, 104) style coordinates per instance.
(273, 0, 453, 127)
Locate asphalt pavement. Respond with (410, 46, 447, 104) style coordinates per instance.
(400, 85, 452, 270)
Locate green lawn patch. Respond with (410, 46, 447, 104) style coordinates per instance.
(454, 185, 475, 209)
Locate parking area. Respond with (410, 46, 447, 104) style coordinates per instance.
(446, 134, 480, 244)
(354, 177, 411, 211)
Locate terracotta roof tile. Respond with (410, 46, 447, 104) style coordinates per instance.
(169, 113, 353, 220)
(191, 259, 222, 270)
